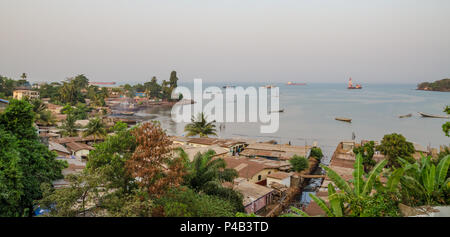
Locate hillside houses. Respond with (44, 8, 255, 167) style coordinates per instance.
(240, 142, 311, 161)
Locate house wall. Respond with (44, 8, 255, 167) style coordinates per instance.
(248, 168, 278, 183)
(267, 177, 291, 187)
(244, 193, 272, 214)
(74, 149, 90, 160)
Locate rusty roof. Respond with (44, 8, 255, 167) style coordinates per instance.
(66, 142, 94, 152)
(222, 156, 269, 179)
(172, 136, 247, 148)
(240, 143, 310, 160)
(267, 172, 292, 180)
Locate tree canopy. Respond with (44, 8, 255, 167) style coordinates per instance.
(0, 100, 66, 216)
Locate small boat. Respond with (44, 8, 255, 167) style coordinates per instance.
(222, 85, 236, 89)
(335, 117, 352, 123)
(119, 111, 135, 116)
(262, 84, 276, 88)
(287, 82, 307, 86)
(271, 109, 285, 113)
(399, 113, 412, 118)
(418, 112, 449, 119)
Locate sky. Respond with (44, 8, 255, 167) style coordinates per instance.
(0, 0, 449, 84)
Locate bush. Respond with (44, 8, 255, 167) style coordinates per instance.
(289, 155, 309, 172)
(309, 147, 323, 160)
(348, 193, 400, 217)
(156, 187, 237, 217)
(377, 133, 415, 168)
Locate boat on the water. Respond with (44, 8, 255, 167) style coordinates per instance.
(262, 84, 276, 88)
(222, 85, 236, 89)
(271, 109, 285, 113)
(347, 77, 362, 89)
(118, 111, 135, 116)
(335, 117, 352, 123)
(399, 113, 412, 118)
(418, 112, 449, 119)
(287, 82, 306, 86)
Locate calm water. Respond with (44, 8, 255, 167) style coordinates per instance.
(137, 83, 450, 157)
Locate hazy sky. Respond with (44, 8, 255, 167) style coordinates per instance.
(1, 0, 449, 84)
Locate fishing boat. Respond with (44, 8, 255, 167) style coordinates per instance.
(399, 113, 412, 118)
(287, 82, 307, 86)
(262, 84, 276, 88)
(418, 112, 449, 119)
(222, 85, 236, 89)
(119, 111, 135, 116)
(271, 109, 285, 113)
(335, 117, 352, 123)
(347, 77, 362, 89)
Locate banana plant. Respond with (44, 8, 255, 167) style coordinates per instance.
(399, 155, 450, 205)
(284, 154, 406, 217)
(320, 153, 389, 200)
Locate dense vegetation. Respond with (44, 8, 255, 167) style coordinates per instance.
(0, 100, 66, 216)
(284, 153, 449, 217)
(289, 155, 309, 173)
(1, 71, 180, 105)
(37, 122, 243, 217)
(417, 78, 450, 92)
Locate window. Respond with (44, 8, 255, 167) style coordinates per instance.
(258, 175, 262, 181)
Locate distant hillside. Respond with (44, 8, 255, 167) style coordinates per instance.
(417, 78, 450, 92)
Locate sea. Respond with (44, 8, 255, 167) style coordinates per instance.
(135, 82, 450, 158)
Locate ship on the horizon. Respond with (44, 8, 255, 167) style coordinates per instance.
(287, 81, 306, 86)
(347, 77, 362, 89)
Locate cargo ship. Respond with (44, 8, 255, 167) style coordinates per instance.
(347, 77, 362, 89)
(287, 82, 306, 86)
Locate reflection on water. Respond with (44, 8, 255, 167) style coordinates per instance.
(137, 83, 450, 157)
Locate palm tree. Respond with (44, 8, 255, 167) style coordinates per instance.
(21, 73, 27, 81)
(184, 112, 217, 137)
(83, 117, 107, 142)
(60, 113, 79, 137)
(29, 99, 55, 126)
(182, 149, 243, 210)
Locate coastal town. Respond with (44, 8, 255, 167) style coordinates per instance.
(1, 73, 449, 217)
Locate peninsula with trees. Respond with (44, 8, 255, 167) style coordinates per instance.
(417, 78, 450, 92)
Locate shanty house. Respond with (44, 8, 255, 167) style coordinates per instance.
(233, 178, 274, 214)
(266, 172, 292, 188)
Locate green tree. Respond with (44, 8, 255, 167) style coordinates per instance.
(155, 187, 237, 217)
(83, 117, 107, 142)
(87, 128, 136, 192)
(20, 73, 27, 81)
(0, 100, 66, 216)
(29, 99, 56, 126)
(377, 133, 415, 168)
(309, 147, 323, 161)
(353, 141, 376, 172)
(183, 149, 243, 212)
(145, 76, 162, 99)
(60, 113, 79, 137)
(38, 83, 61, 102)
(289, 155, 309, 172)
(0, 76, 18, 96)
(184, 112, 217, 137)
